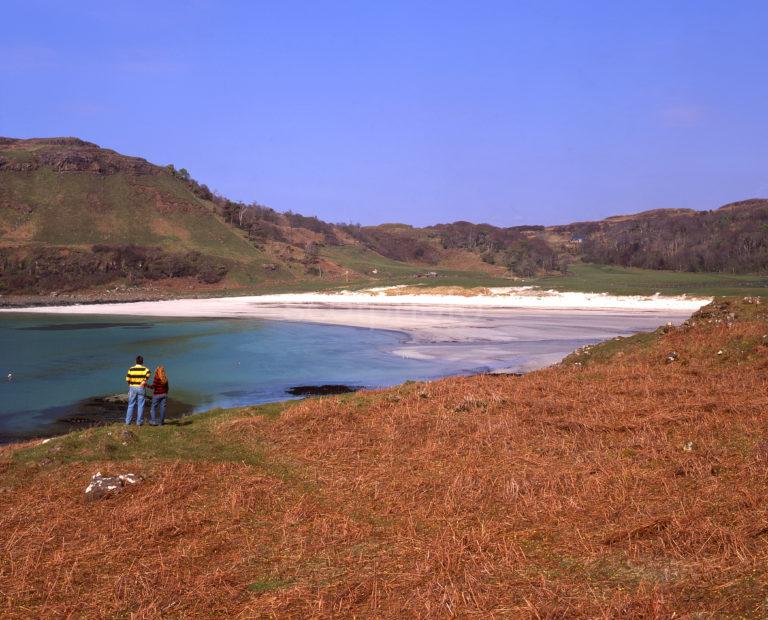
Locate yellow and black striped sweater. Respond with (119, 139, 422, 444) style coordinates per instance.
(126, 364, 150, 387)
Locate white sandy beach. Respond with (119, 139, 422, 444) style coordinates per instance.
(1, 287, 710, 373)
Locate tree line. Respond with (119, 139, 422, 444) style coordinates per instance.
(565, 200, 768, 273)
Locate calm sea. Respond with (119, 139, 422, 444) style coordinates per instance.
(0, 309, 682, 442)
(0, 314, 483, 441)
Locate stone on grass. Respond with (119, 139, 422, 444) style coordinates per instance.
(85, 471, 143, 501)
(119, 429, 136, 445)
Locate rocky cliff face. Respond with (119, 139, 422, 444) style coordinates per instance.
(0, 137, 158, 175)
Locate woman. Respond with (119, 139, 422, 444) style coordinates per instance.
(148, 366, 169, 426)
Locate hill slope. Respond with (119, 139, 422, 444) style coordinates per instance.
(2, 136, 767, 298)
(0, 138, 275, 293)
(0, 138, 255, 254)
(0, 137, 512, 296)
(552, 199, 768, 273)
(2, 298, 768, 616)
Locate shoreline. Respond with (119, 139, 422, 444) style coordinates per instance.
(0, 289, 711, 445)
(1, 287, 707, 368)
(0, 285, 710, 314)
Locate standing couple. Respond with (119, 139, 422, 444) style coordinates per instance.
(125, 355, 170, 426)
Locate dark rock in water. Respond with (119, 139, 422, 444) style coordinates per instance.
(286, 385, 361, 396)
(85, 471, 143, 501)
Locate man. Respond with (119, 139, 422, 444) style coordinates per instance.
(125, 355, 151, 426)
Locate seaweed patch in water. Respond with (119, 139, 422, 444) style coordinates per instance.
(287, 385, 362, 396)
(17, 322, 152, 331)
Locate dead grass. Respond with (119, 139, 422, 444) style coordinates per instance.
(3, 299, 768, 617)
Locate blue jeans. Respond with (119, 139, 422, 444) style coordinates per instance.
(125, 386, 146, 425)
(150, 394, 167, 425)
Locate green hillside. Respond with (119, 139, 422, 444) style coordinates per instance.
(0, 138, 259, 257)
(0, 137, 509, 296)
(0, 166, 260, 259)
(2, 137, 766, 299)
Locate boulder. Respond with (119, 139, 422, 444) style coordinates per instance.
(85, 471, 142, 501)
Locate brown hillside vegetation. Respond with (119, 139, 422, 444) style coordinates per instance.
(3, 299, 768, 617)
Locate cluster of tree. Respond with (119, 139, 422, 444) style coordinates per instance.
(0, 245, 229, 293)
(284, 212, 341, 245)
(213, 199, 287, 246)
(169, 165, 768, 278)
(340, 225, 440, 264)
(497, 238, 566, 276)
(301, 241, 322, 275)
(166, 165, 214, 201)
(169, 165, 344, 249)
(570, 201, 768, 273)
(166, 167, 566, 276)
(426, 221, 534, 252)
(422, 222, 564, 275)
(91, 245, 228, 283)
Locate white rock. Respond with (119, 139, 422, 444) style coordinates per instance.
(85, 471, 143, 501)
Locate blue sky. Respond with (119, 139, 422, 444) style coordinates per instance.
(2, 1, 767, 226)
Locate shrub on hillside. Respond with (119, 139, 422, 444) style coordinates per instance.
(0, 245, 229, 293)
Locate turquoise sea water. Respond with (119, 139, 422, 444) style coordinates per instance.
(0, 314, 477, 441)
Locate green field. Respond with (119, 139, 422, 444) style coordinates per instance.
(158, 262, 768, 299)
(529, 264, 768, 297)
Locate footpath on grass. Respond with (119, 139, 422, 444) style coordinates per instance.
(2, 297, 768, 618)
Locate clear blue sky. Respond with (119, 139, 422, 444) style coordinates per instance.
(2, 1, 767, 226)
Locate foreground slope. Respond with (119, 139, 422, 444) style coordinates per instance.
(2, 317, 768, 616)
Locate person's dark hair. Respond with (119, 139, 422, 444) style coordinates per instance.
(136, 355, 144, 364)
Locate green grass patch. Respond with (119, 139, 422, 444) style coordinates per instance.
(321, 245, 515, 289)
(230, 261, 767, 299)
(6, 401, 295, 479)
(530, 263, 768, 297)
(247, 577, 293, 593)
(562, 329, 662, 367)
(0, 168, 263, 261)
(0, 149, 35, 162)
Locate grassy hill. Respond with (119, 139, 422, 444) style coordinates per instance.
(0, 137, 511, 296)
(0, 138, 276, 293)
(2, 137, 767, 299)
(0, 140, 254, 256)
(2, 298, 768, 616)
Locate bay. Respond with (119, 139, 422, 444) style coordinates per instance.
(0, 315, 471, 441)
